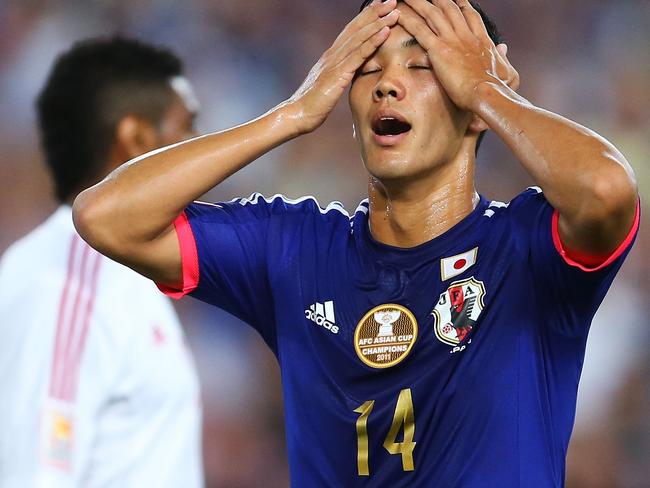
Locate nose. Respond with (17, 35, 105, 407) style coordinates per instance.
(372, 71, 406, 102)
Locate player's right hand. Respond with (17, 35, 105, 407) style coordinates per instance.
(285, 0, 399, 134)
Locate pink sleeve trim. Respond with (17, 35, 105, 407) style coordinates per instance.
(156, 211, 200, 299)
(551, 200, 640, 272)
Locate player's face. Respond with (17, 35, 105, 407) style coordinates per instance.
(348, 25, 473, 182)
(156, 92, 198, 147)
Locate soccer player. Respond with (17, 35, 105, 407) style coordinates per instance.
(0, 38, 203, 486)
(72, 0, 639, 486)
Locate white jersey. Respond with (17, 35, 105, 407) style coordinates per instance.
(0, 206, 203, 487)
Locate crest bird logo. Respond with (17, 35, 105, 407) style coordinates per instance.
(432, 278, 486, 346)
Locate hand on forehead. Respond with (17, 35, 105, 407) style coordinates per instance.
(394, 3, 434, 34)
(387, 2, 442, 54)
(388, 0, 496, 51)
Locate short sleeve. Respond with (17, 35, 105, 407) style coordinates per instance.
(509, 188, 640, 337)
(157, 195, 281, 346)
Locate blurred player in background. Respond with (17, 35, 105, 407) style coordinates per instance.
(0, 37, 203, 486)
(72, 0, 639, 486)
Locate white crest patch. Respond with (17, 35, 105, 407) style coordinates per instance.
(432, 277, 486, 346)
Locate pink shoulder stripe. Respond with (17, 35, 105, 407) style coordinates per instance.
(551, 200, 640, 272)
(156, 211, 199, 299)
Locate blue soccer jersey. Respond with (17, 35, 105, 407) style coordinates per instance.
(160, 188, 639, 487)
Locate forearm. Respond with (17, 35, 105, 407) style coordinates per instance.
(472, 81, 637, 251)
(473, 82, 637, 216)
(73, 103, 301, 253)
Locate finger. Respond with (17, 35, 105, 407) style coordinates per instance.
(396, 6, 442, 53)
(494, 43, 512, 76)
(433, 0, 468, 29)
(509, 72, 520, 91)
(333, 0, 396, 56)
(406, 0, 467, 37)
(454, 0, 492, 42)
(398, 3, 452, 39)
(344, 0, 397, 36)
(494, 43, 520, 89)
(338, 9, 399, 61)
(339, 26, 392, 74)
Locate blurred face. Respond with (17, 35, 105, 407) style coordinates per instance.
(157, 87, 198, 147)
(349, 24, 472, 182)
(103, 79, 199, 189)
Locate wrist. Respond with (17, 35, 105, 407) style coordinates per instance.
(274, 100, 313, 137)
(468, 80, 504, 114)
(470, 79, 529, 117)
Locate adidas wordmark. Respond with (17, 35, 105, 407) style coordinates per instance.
(305, 301, 339, 334)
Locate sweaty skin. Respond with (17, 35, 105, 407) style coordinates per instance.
(353, 0, 636, 250)
(349, 18, 483, 247)
(72, 0, 401, 286)
(72, 0, 637, 289)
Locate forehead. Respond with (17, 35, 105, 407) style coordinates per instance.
(372, 25, 426, 57)
(160, 91, 195, 130)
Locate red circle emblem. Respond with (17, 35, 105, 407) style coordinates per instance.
(453, 259, 467, 270)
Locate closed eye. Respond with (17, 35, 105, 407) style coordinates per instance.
(410, 65, 432, 70)
(358, 68, 382, 76)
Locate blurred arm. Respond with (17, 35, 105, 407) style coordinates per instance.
(472, 81, 638, 259)
(73, 1, 399, 287)
(72, 106, 301, 287)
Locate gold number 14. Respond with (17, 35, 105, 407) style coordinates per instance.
(353, 388, 416, 476)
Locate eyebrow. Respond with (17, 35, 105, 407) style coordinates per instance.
(402, 37, 421, 49)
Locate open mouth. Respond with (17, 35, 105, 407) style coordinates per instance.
(372, 116, 412, 137)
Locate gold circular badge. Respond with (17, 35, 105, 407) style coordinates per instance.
(354, 304, 418, 369)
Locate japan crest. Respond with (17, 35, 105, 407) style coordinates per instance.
(431, 277, 486, 346)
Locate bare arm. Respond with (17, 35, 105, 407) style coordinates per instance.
(400, 0, 637, 257)
(73, 0, 399, 286)
(472, 81, 637, 256)
(73, 108, 300, 286)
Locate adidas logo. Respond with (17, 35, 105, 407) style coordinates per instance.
(305, 301, 339, 334)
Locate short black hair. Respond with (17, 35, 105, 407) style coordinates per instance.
(37, 36, 183, 202)
(358, 0, 503, 154)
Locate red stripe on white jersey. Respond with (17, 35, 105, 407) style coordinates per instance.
(49, 235, 79, 398)
(62, 251, 102, 401)
(49, 236, 102, 402)
(58, 244, 90, 400)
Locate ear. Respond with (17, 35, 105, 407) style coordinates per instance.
(114, 115, 159, 161)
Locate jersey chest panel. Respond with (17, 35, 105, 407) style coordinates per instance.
(272, 226, 539, 486)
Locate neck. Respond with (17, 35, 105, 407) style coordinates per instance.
(367, 155, 478, 248)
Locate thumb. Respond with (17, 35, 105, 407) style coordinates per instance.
(494, 43, 519, 91)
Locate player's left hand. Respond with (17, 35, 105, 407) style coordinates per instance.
(397, 0, 519, 112)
